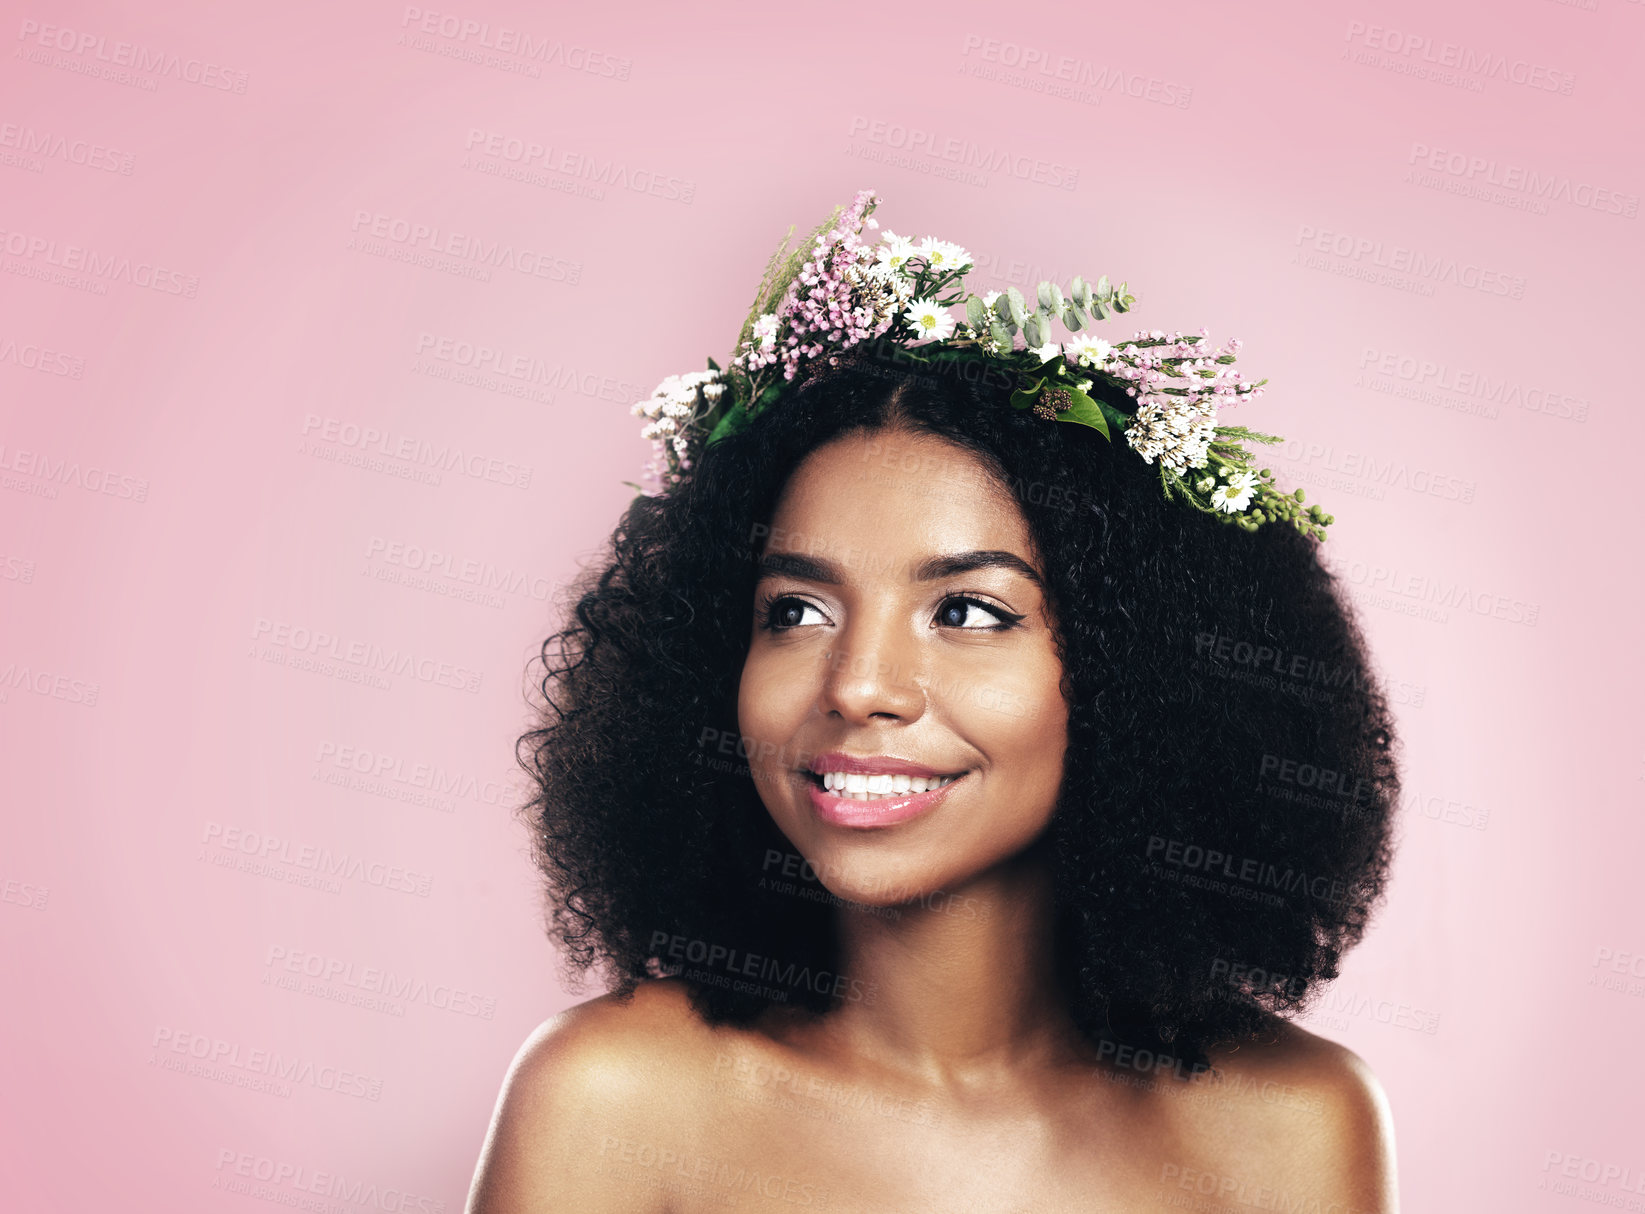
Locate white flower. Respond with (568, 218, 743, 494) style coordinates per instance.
(917, 238, 972, 272)
(1124, 397, 1217, 475)
(876, 235, 916, 272)
(903, 297, 956, 341)
(1065, 333, 1115, 368)
(751, 312, 780, 351)
(1196, 475, 1215, 493)
(982, 290, 1002, 308)
(1210, 470, 1259, 513)
(1029, 339, 1062, 363)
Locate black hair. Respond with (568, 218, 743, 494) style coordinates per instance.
(518, 337, 1400, 1069)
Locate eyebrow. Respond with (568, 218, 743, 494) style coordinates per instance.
(756, 548, 1045, 592)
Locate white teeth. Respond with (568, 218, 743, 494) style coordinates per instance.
(817, 770, 962, 800)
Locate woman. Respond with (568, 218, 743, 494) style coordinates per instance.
(468, 192, 1401, 1212)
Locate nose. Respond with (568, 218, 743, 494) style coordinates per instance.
(818, 610, 926, 723)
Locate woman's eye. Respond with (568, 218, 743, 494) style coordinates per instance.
(936, 596, 1020, 631)
(762, 596, 827, 631)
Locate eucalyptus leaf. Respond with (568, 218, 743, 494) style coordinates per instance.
(992, 294, 1014, 322)
(1037, 281, 1054, 312)
(1006, 286, 1028, 328)
(1096, 274, 1111, 299)
(1062, 305, 1084, 332)
(966, 296, 988, 330)
(1022, 316, 1044, 348)
(989, 319, 1014, 347)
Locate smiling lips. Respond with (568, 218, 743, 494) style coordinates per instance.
(803, 752, 970, 828)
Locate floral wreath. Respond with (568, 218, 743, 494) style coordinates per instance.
(630, 188, 1333, 539)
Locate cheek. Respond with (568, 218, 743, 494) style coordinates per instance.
(737, 650, 807, 767)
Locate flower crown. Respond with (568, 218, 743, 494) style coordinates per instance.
(629, 188, 1333, 540)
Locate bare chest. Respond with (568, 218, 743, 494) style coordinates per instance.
(627, 1060, 1204, 1214)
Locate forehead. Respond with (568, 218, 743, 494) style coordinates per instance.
(766, 429, 1032, 563)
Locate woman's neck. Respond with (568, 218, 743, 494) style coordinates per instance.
(814, 844, 1089, 1087)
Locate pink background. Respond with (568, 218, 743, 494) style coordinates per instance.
(3, 0, 1642, 1208)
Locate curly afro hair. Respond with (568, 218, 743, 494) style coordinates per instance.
(518, 336, 1401, 1070)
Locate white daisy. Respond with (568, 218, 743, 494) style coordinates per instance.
(876, 235, 916, 272)
(1210, 470, 1259, 513)
(917, 238, 972, 272)
(1029, 339, 1063, 364)
(1065, 333, 1115, 368)
(902, 298, 956, 341)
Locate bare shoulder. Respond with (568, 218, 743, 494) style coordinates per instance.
(1175, 1016, 1398, 1212)
(465, 978, 719, 1214)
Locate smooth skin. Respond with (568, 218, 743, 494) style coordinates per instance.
(467, 427, 1398, 1213)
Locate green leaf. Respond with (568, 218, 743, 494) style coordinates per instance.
(1009, 376, 1045, 410)
(706, 356, 721, 372)
(1054, 388, 1111, 439)
(705, 404, 748, 445)
(1093, 395, 1131, 434)
(989, 319, 1014, 347)
(1022, 316, 1044, 348)
(1005, 287, 1028, 328)
(965, 295, 988, 330)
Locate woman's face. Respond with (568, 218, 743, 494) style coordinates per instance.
(737, 425, 1070, 907)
